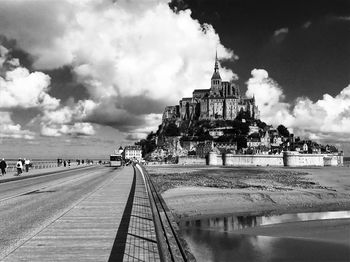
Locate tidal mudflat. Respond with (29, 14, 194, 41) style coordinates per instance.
(146, 165, 350, 261)
(146, 165, 350, 219)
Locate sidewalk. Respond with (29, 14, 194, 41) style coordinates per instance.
(2, 166, 160, 262)
(0, 164, 95, 183)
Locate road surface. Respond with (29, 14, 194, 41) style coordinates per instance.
(0, 166, 118, 259)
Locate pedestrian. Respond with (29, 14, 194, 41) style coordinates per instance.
(0, 158, 7, 176)
(68, 159, 71, 167)
(63, 160, 66, 167)
(25, 158, 30, 172)
(16, 159, 23, 176)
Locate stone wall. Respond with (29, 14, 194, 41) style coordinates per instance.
(208, 152, 223, 166)
(322, 154, 343, 166)
(223, 153, 284, 167)
(207, 151, 344, 167)
(178, 156, 207, 165)
(283, 151, 324, 167)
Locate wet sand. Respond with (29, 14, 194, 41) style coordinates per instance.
(146, 165, 350, 243)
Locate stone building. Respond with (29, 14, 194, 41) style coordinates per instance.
(123, 145, 142, 161)
(162, 52, 260, 123)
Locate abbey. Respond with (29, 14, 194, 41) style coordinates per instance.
(163, 53, 260, 122)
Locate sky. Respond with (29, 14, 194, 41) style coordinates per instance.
(0, 0, 349, 158)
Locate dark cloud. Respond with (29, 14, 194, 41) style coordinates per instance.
(44, 66, 90, 104)
(0, 35, 35, 70)
(120, 95, 167, 115)
(9, 47, 35, 70)
(82, 94, 166, 132)
(125, 133, 142, 141)
(85, 101, 146, 132)
(10, 107, 41, 126)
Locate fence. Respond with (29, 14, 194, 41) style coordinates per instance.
(4, 160, 59, 173)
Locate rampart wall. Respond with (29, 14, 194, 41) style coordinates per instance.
(178, 156, 207, 165)
(223, 153, 284, 166)
(283, 151, 324, 167)
(207, 151, 343, 167)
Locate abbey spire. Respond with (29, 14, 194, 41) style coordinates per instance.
(211, 50, 221, 80)
(214, 50, 219, 71)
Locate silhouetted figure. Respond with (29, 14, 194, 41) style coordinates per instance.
(68, 160, 71, 167)
(0, 158, 7, 176)
(63, 160, 67, 167)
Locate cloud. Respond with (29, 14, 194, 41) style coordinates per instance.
(246, 69, 350, 143)
(273, 27, 289, 43)
(0, 0, 237, 138)
(41, 122, 95, 137)
(302, 21, 312, 29)
(124, 113, 162, 141)
(0, 45, 60, 110)
(38, 99, 97, 137)
(246, 69, 293, 127)
(332, 16, 350, 22)
(0, 111, 34, 139)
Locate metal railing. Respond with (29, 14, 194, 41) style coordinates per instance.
(136, 164, 196, 262)
(4, 160, 58, 173)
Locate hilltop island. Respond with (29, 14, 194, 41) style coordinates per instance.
(136, 57, 349, 253)
(137, 56, 342, 167)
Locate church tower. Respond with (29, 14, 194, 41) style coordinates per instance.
(210, 51, 221, 96)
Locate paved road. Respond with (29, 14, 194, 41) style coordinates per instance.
(0, 166, 118, 259)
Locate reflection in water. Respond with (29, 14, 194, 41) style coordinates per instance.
(180, 210, 350, 231)
(180, 211, 350, 262)
(182, 215, 263, 232)
(182, 228, 350, 262)
(262, 211, 350, 225)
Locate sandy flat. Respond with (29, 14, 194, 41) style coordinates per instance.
(147, 166, 350, 219)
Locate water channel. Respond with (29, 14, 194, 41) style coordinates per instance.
(179, 211, 350, 262)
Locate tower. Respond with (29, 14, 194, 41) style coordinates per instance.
(210, 51, 221, 96)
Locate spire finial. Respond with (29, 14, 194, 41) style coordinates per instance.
(214, 49, 219, 72)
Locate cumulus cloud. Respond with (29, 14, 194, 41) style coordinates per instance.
(246, 69, 350, 143)
(0, 112, 34, 139)
(0, 45, 59, 110)
(39, 99, 97, 137)
(0, 0, 237, 138)
(246, 69, 293, 127)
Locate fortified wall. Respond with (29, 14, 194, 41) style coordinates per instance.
(178, 156, 207, 165)
(208, 151, 343, 167)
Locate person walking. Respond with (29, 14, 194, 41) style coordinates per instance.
(25, 158, 30, 172)
(16, 159, 23, 176)
(0, 158, 7, 176)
